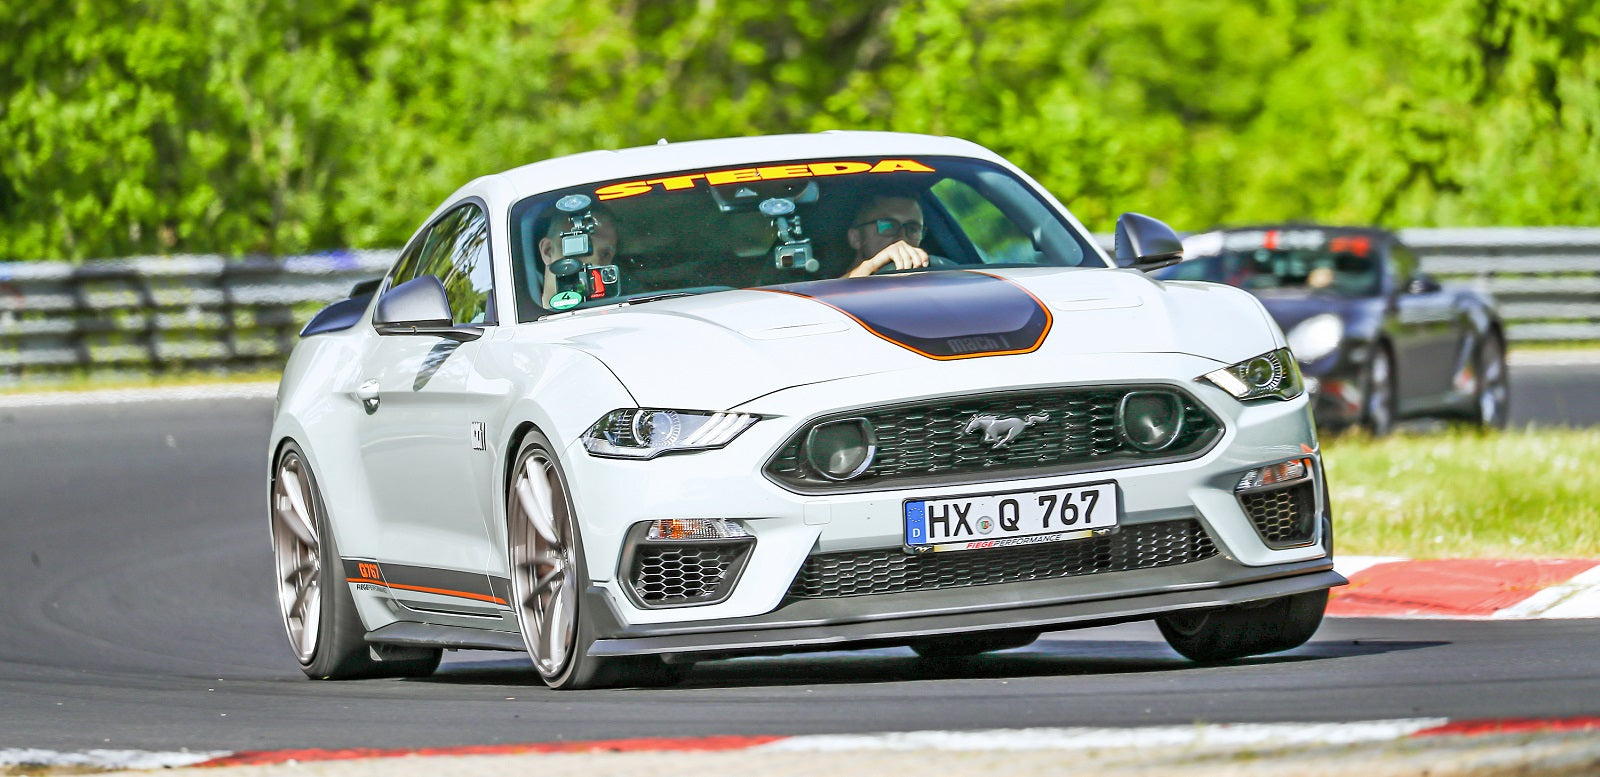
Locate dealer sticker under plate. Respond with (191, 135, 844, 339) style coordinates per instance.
(904, 481, 1119, 553)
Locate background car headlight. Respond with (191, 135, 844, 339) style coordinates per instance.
(1118, 391, 1184, 451)
(583, 408, 758, 458)
(803, 418, 877, 480)
(1286, 314, 1343, 363)
(1200, 347, 1304, 401)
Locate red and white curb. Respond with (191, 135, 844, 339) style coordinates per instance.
(7, 718, 1600, 770)
(1331, 556, 1600, 619)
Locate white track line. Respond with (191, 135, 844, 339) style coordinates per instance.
(0, 748, 225, 769)
(1332, 555, 1407, 579)
(1495, 564, 1600, 619)
(755, 720, 1450, 752)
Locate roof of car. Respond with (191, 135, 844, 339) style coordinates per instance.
(484, 131, 1007, 200)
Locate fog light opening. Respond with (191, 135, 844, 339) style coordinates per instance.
(1237, 458, 1312, 492)
(1118, 391, 1184, 452)
(803, 418, 877, 481)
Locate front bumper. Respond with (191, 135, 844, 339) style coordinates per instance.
(560, 352, 1334, 642)
(584, 558, 1342, 658)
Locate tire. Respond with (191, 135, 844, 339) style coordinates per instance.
(909, 630, 1040, 658)
(507, 431, 684, 689)
(1472, 332, 1510, 429)
(1359, 345, 1396, 436)
(271, 443, 441, 680)
(1156, 589, 1328, 663)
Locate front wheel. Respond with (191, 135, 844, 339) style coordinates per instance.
(1359, 345, 1396, 436)
(507, 431, 684, 689)
(1156, 589, 1328, 663)
(271, 444, 440, 679)
(1473, 332, 1510, 429)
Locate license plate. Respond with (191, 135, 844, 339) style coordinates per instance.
(903, 481, 1119, 553)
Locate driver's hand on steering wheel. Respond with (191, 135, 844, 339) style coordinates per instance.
(846, 240, 930, 277)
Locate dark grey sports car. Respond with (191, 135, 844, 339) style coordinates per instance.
(1157, 226, 1508, 434)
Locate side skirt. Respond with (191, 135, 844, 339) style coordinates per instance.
(365, 621, 524, 652)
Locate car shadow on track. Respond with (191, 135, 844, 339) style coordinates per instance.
(424, 637, 1444, 690)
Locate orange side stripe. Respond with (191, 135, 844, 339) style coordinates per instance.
(346, 578, 507, 606)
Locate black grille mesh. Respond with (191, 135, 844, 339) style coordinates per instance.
(786, 519, 1217, 599)
(628, 542, 750, 606)
(1240, 481, 1318, 548)
(766, 387, 1220, 492)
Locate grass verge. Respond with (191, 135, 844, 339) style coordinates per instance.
(1324, 426, 1600, 558)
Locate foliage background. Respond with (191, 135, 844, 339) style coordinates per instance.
(3, 0, 1597, 261)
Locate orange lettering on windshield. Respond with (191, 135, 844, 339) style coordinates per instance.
(705, 168, 763, 185)
(870, 159, 935, 173)
(592, 159, 937, 201)
(595, 181, 653, 200)
(809, 161, 873, 176)
(1329, 235, 1371, 257)
(646, 173, 706, 190)
(757, 164, 814, 180)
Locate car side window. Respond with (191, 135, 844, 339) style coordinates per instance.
(395, 203, 495, 325)
(1389, 242, 1418, 289)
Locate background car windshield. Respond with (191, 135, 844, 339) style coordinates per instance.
(508, 156, 1100, 320)
(1162, 248, 1380, 297)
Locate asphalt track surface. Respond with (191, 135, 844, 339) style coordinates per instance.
(0, 363, 1595, 753)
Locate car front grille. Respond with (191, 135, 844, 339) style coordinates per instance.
(786, 519, 1217, 599)
(625, 539, 754, 608)
(764, 386, 1222, 493)
(1240, 481, 1319, 549)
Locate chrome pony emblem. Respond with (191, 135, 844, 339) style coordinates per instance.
(963, 412, 1050, 449)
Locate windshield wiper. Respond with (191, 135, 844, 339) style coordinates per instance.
(620, 291, 699, 306)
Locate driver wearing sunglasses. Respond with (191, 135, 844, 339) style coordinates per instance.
(842, 194, 930, 277)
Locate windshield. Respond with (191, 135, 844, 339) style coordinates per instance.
(1160, 233, 1381, 297)
(507, 156, 1101, 320)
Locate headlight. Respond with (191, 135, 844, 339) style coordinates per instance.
(1286, 314, 1343, 363)
(582, 408, 759, 459)
(1199, 347, 1304, 401)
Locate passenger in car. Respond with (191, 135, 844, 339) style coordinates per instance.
(841, 193, 931, 277)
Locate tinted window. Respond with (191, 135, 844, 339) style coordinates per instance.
(1390, 242, 1418, 287)
(392, 203, 495, 324)
(507, 156, 1102, 321)
(1161, 230, 1382, 298)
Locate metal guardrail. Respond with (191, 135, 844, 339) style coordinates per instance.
(1401, 227, 1600, 342)
(1, 228, 1597, 380)
(0, 251, 395, 375)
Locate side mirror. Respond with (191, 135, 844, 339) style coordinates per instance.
(373, 276, 482, 342)
(1113, 212, 1184, 271)
(1406, 273, 1442, 295)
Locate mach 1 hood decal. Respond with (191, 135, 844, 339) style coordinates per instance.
(764, 271, 1052, 359)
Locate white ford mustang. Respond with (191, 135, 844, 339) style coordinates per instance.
(269, 131, 1342, 688)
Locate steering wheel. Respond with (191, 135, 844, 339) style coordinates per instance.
(872, 254, 960, 275)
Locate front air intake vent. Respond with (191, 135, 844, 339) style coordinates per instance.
(1240, 480, 1318, 549)
(765, 386, 1222, 494)
(620, 525, 755, 608)
(786, 519, 1217, 599)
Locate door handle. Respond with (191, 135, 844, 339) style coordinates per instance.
(357, 379, 381, 414)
